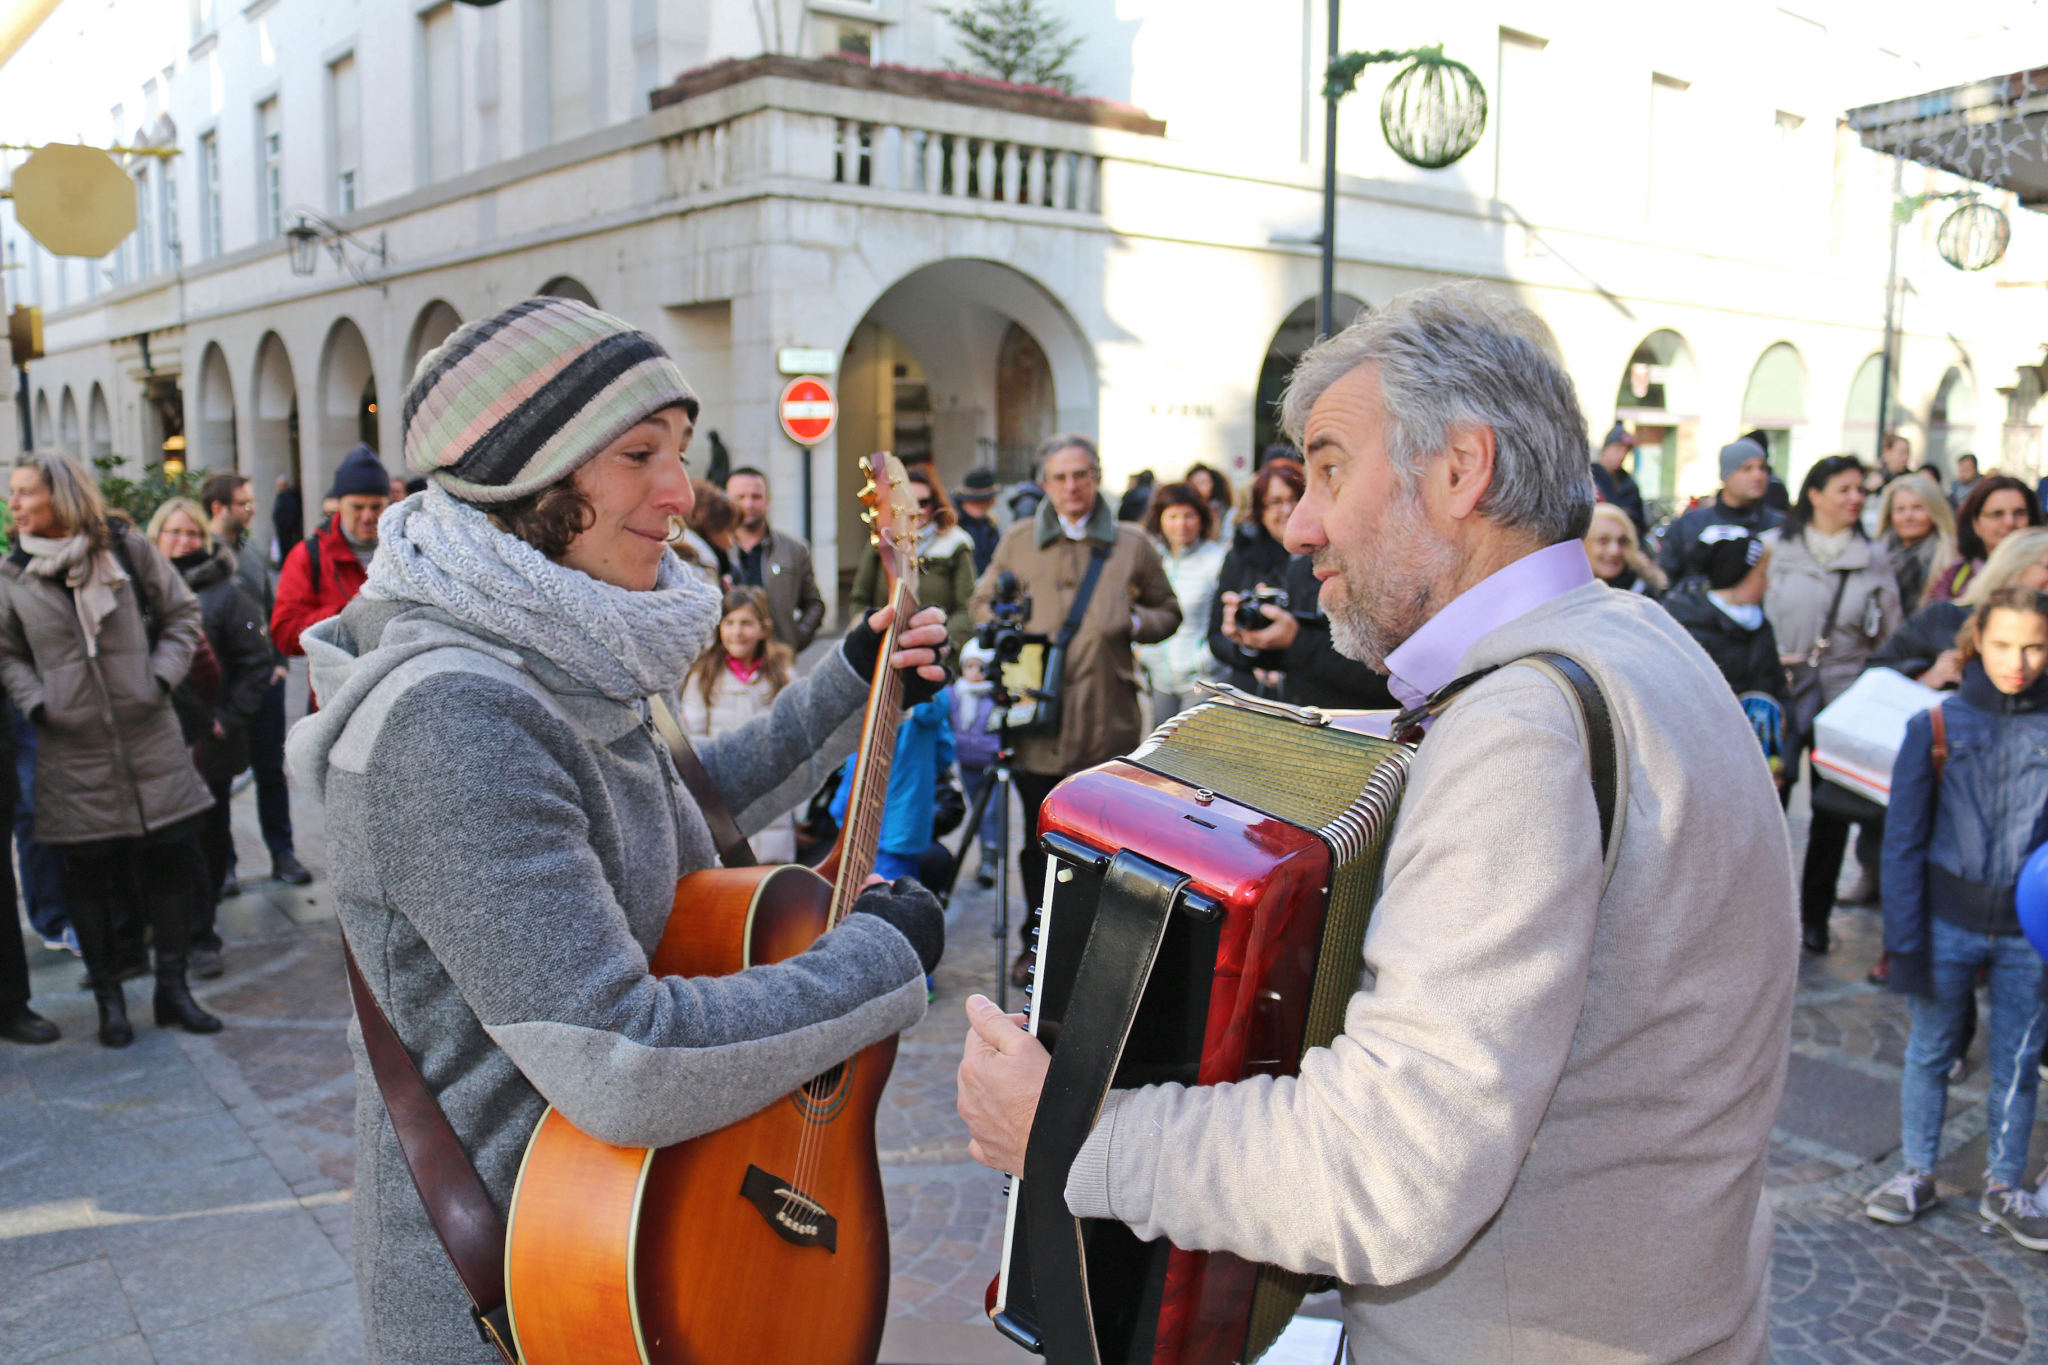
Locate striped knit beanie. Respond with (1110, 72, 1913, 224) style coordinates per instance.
(402, 296, 698, 505)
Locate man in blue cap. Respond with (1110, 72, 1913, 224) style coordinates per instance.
(272, 442, 391, 675)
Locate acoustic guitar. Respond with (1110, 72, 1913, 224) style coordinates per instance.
(503, 453, 925, 1365)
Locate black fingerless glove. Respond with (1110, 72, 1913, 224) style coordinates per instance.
(839, 615, 951, 708)
(852, 876, 944, 976)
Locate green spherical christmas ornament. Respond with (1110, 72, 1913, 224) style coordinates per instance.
(1381, 54, 1488, 170)
(1937, 201, 2010, 271)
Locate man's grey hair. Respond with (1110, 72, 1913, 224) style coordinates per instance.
(1279, 282, 1595, 543)
(1034, 432, 1100, 479)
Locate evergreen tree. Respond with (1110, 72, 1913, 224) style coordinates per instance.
(937, 0, 1082, 94)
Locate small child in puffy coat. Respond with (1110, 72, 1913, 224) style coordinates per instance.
(952, 645, 1002, 887)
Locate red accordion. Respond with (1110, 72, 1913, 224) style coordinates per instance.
(987, 693, 1414, 1365)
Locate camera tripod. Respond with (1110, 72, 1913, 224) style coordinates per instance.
(952, 709, 1024, 1011)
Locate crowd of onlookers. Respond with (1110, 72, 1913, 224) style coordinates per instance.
(5, 416, 2048, 1252)
(1578, 425, 2048, 1253)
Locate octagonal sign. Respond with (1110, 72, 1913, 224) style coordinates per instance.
(12, 144, 137, 258)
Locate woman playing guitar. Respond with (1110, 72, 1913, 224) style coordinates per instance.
(287, 296, 949, 1364)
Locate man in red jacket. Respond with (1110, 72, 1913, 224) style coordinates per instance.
(272, 444, 390, 658)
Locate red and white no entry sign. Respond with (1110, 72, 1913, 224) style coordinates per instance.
(778, 376, 836, 445)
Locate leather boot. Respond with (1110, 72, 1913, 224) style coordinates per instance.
(153, 962, 222, 1034)
(94, 982, 134, 1048)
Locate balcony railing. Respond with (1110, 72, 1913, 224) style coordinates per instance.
(652, 54, 1159, 215)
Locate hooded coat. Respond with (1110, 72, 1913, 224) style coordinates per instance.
(0, 524, 213, 845)
(288, 499, 927, 1363)
(967, 494, 1180, 777)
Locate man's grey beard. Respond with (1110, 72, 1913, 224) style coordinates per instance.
(1321, 498, 1458, 673)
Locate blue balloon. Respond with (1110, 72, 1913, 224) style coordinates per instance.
(2018, 842, 2048, 962)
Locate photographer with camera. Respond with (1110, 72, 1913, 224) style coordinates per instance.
(1208, 462, 1396, 710)
(970, 434, 1181, 987)
(1207, 463, 1302, 693)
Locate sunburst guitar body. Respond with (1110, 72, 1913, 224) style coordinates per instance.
(503, 454, 926, 1364)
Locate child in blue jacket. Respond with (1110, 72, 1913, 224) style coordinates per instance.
(831, 688, 955, 885)
(1867, 586, 2048, 1250)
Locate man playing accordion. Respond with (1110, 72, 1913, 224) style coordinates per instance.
(959, 283, 1796, 1364)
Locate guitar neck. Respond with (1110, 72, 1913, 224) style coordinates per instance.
(829, 579, 917, 924)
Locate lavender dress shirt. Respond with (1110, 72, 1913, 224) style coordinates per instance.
(1384, 540, 1595, 713)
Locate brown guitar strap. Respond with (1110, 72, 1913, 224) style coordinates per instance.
(648, 694, 758, 868)
(341, 939, 519, 1363)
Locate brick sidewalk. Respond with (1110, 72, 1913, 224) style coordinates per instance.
(5, 761, 2048, 1361)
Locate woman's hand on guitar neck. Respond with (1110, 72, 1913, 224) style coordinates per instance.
(842, 603, 953, 705)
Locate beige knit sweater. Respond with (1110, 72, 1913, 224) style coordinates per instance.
(1065, 581, 1796, 1364)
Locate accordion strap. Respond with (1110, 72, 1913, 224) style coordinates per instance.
(1393, 651, 1624, 888)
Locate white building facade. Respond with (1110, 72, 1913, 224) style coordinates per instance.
(4, 0, 2045, 607)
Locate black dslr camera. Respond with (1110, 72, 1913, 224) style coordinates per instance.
(1234, 583, 1289, 634)
(976, 570, 1047, 668)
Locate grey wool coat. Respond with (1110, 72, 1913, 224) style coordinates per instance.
(289, 596, 928, 1365)
(0, 524, 213, 844)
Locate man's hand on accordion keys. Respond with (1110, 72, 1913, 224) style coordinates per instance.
(957, 993, 1049, 1176)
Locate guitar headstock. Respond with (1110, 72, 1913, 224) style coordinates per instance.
(858, 452, 923, 591)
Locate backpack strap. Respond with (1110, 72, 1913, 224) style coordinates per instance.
(304, 534, 323, 597)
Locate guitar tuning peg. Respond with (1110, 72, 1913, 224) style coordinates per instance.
(858, 477, 877, 501)
(858, 455, 874, 477)
(860, 507, 876, 525)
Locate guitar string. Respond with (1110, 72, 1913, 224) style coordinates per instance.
(783, 567, 915, 1220)
(786, 578, 907, 1215)
(789, 577, 909, 1211)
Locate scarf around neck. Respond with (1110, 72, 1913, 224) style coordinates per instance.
(365, 485, 723, 702)
(20, 531, 128, 657)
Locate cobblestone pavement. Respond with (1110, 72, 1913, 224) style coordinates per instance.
(6, 726, 2048, 1361)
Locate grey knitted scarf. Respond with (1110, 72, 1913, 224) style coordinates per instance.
(366, 485, 722, 701)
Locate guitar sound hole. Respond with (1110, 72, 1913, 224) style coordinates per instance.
(803, 1063, 846, 1101)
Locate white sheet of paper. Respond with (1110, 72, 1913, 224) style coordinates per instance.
(1258, 1315, 1346, 1365)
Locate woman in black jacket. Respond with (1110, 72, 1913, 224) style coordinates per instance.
(149, 498, 275, 979)
(1207, 462, 1301, 694)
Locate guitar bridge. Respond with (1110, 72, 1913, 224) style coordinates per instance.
(740, 1163, 838, 1251)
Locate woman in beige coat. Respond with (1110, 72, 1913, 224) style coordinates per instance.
(1765, 454, 1902, 955)
(0, 452, 221, 1046)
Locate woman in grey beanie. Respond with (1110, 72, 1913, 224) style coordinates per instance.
(289, 297, 950, 1363)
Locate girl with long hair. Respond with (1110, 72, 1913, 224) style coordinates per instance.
(682, 587, 798, 861)
(1867, 586, 2048, 1249)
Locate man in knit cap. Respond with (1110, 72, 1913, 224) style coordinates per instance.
(1656, 436, 1784, 588)
(271, 442, 391, 659)
(288, 296, 951, 1363)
